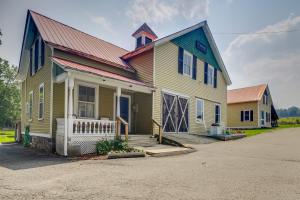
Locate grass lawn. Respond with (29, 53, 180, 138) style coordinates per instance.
(0, 130, 15, 143)
(242, 124, 300, 137)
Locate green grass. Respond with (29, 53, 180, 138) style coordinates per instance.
(278, 117, 300, 124)
(0, 130, 15, 143)
(242, 124, 300, 137)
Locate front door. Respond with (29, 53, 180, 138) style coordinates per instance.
(162, 92, 189, 133)
(117, 96, 130, 133)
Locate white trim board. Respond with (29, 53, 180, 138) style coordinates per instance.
(21, 132, 52, 138)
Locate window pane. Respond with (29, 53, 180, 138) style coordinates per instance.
(196, 100, 203, 121)
(39, 103, 43, 118)
(183, 52, 191, 75)
(245, 111, 250, 121)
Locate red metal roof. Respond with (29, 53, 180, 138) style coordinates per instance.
(29, 10, 135, 72)
(52, 57, 147, 86)
(227, 84, 267, 104)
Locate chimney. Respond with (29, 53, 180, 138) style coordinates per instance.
(132, 23, 157, 49)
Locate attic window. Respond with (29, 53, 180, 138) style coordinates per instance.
(145, 37, 152, 44)
(136, 36, 142, 48)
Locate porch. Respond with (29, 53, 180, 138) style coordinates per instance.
(53, 60, 155, 155)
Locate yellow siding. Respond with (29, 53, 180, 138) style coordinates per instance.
(98, 86, 115, 120)
(21, 44, 52, 134)
(53, 49, 135, 79)
(227, 102, 259, 128)
(153, 42, 227, 134)
(52, 83, 65, 133)
(132, 93, 152, 134)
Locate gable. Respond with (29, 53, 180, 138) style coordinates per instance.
(171, 28, 220, 70)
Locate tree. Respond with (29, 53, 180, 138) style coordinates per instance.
(0, 58, 21, 128)
(0, 29, 2, 45)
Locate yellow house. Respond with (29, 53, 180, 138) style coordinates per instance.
(17, 10, 231, 155)
(227, 84, 278, 129)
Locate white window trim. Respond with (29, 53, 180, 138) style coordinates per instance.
(38, 83, 45, 121)
(74, 81, 99, 119)
(215, 104, 221, 124)
(243, 110, 251, 122)
(195, 98, 204, 124)
(28, 90, 33, 121)
(183, 50, 193, 77)
(207, 65, 214, 86)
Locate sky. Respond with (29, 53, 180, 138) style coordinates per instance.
(0, 0, 300, 109)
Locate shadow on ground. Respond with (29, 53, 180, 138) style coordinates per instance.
(0, 143, 69, 170)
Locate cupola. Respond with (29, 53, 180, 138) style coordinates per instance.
(132, 23, 157, 49)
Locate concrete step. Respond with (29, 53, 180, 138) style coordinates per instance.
(127, 135, 158, 147)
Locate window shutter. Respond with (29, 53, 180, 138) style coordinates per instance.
(34, 39, 39, 73)
(213, 68, 217, 88)
(41, 40, 45, 66)
(29, 48, 33, 76)
(250, 110, 254, 121)
(178, 47, 184, 74)
(241, 111, 244, 122)
(192, 55, 197, 80)
(204, 62, 208, 84)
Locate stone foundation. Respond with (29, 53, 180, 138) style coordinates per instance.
(22, 134, 53, 153)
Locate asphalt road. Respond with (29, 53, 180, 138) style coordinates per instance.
(1, 128, 300, 200)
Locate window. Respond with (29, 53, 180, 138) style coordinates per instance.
(145, 36, 152, 44)
(136, 36, 142, 48)
(196, 98, 204, 123)
(38, 83, 44, 120)
(241, 110, 253, 122)
(261, 111, 265, 126)
(31, 36, 45, 75)
(263, 94, 268, 105)
(28, 91, 33, 121)
(207, 65, 214, 86)
(78, 85, 96, 118)
(183, 50, 192, 76)
(215, 104, 221, 124)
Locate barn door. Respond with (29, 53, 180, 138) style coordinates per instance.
(162, 92, 189, 133)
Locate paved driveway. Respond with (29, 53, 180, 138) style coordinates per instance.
(1, 128, 300, 200)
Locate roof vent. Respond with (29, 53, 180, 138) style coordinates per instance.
(132, 23, 157, 49)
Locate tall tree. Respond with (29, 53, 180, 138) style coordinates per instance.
(0, 29, 2, 45)
(0, 58, 21, 128)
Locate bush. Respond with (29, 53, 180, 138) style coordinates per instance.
(96, 137, 130, 155)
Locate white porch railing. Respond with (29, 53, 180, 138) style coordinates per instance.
(71, 119, 116, 136)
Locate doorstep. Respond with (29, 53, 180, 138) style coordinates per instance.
(136, 145, 195, 157)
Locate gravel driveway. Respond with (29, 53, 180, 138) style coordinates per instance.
(1, 128, 300, 200)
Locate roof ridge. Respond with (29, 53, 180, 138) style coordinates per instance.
(228, 84, 267, 91)
(29, 10, 129, 53)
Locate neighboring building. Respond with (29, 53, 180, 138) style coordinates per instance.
(227, 84, 278, 129)
(17, 10, 231, 155)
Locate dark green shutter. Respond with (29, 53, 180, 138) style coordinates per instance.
(178, 47, 183, 74)
(241, 111, 244, 122)
(192, 55, 197, 80)
(41, 40, 45, 66)
(29, 48, 33, 76)
(34, 39, 39, 72)
(204, 62, 208, 84)
(250, 110, 253, 121)
(213, 68, 217, 88)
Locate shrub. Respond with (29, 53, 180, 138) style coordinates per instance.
(96, 137, 130, 155)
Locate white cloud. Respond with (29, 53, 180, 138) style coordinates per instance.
(126, 0, 209, 26)
(90, 15, 114, 34)
(224, 15, 300, 108)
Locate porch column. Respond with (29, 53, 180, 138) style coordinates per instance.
(116, 87, 121, 117)
(116, 87, 121, 136)
(64, 78, 68, 156)
(68, 78, 74, 137)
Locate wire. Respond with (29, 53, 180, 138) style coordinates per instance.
(212, 28, 300, 35)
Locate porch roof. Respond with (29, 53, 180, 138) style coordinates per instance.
(52, 57, 149, 87)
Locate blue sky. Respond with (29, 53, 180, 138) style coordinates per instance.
(0, 0, 300, 108)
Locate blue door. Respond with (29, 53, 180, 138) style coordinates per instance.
(117, 96, 129, 134)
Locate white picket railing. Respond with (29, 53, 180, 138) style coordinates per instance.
(71, 119, 116, 136)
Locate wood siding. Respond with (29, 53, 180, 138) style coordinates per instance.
(128, 49, 154, 85)
(21, 44, 52, 134)
(153, 42, 227, 134)
(227, 102, 259, 128)
(52, 83, 65, 134)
